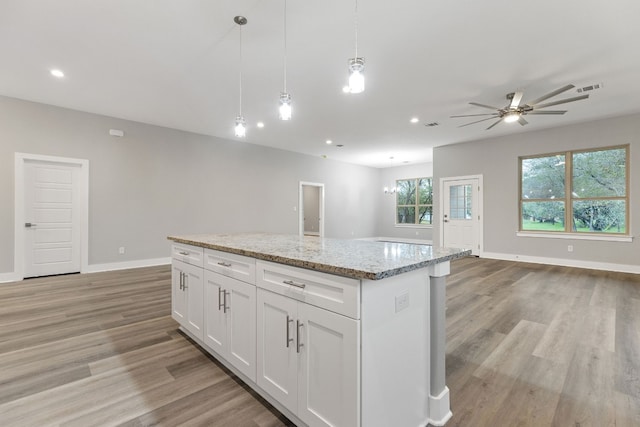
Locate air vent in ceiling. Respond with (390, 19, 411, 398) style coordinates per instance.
(424, 122, 439, 127)
(577, 83, 603, 93)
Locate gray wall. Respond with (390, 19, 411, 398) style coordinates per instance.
(377, 163, 434, 241)
(0, 96, 380, 273)
(433, 113, 640, 268)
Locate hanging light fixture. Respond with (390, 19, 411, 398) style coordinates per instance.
(346, 0, 364, 94)
(278, 0, 292, 120)
(234, 16, 248, 138)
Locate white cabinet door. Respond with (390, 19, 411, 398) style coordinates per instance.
(204, 270, 227, 355)
(298, 303, 360, 427)
(184, 262, 204, 340)
(257, 289, 299, 415)
(172, 260, 188, 325)
(205, 270, 257, 381)
(226, 278, 257, 381)
(172, 259, 204, 341)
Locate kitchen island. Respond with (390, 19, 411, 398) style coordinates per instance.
(167, 233, 469, 427)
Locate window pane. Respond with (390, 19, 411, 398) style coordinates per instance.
(521, 155, 565, 199)
(418, 206, 432, 225)
(449, 184, 472, 219)
(521, 201, 565, 231)
(396, 180, 415, 205)
(572, 200, 626, 233)
(418, 178, 432, 204)
(573, 148, 626, 198)
(397, 207, 415, 224)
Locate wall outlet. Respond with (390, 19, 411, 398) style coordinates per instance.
(395, 291, 410, 313)
(567, 245, 573, 252)
(119, 246, 125, 255)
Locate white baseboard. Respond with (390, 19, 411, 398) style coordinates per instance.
(482, 252, 640, 275)
(84, 257, 171, 274)
(1, 257, 172, 283)
(0, 272, 21, 284)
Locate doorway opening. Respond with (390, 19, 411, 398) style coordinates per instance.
(299, 182, 325, 237)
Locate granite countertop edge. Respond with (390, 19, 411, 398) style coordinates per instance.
(168, 235, 471, 281)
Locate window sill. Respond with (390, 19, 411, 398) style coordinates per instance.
(395, 224, 433, 229)
(516, 231, 633, 242)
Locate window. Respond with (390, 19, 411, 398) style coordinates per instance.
(396, 177, 433, 225)
(519, 145, 628, 234)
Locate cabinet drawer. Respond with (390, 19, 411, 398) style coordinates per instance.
(171, 243, 204, 267)
(204, 249, 256, 285)
(256, 261, 360, 319)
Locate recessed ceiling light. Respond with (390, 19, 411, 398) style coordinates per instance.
(410, 117, 419, 123)
(50, 69, 65, 78)
(257, 122, 265, 128)
(326, 140, 333, 145)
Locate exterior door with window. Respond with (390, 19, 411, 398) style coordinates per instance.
(442, 178, 481, 255)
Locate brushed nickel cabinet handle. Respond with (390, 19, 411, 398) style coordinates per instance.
(286, 315, 294, 348)
(178, 251, 189, 256)
(218, 287, 224, 311)
(223, 290, 229, 313)
(296, 320, 304, 354)
(283, 279, 306, 289)
(217, 262, 232, 268)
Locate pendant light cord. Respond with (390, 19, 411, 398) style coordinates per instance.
(239, 24, 243, 115)
(283, 0, 287, 92)
(354, 0, 359, 58)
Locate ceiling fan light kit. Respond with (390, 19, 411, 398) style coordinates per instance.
(452, 84, 590, 130)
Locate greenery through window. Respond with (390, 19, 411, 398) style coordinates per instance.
(520, 146, 628, 234)
(396, 177, 433, 225)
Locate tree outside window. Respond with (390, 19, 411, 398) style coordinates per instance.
(396, 177, 433, 225)
(520, 146, 628, 234)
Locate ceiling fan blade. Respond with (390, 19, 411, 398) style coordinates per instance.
(535, 94, 589, 109)
(458, 116, 500, 128)
(528, 84, 575, 106)
(450, 113, 500, 118)
(510, 91, 524, 109)
(469, 102, 502, 111)
(527, 110, 567, 115)
(486, 118, 503, 130)
(518, 116, 528, 126)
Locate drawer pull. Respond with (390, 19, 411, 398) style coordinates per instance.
(283, 279, 306, 289)
(217, 262, 232, 268)
(178, 250, 189, 256)
(286, 315, 294, 348)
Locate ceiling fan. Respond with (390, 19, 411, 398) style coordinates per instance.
(451, 84, 589, 130)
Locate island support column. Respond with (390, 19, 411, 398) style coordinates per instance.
(427, 261, 452, 426)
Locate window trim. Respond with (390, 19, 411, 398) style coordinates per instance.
(394, 177, 433, 227)
(518, 144, 630, 236)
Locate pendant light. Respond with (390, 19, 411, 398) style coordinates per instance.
(278, 0, 292, 120)
(234, 16, 247, 138)
(346, 0, 364, 94)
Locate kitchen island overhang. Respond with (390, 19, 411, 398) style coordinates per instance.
(168, 233, 470, 427)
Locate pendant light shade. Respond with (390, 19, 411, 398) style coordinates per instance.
(234, 116, 246, 137)
(234, 16, 247, 138)
(279, 92, 292, 120)
(348, 57, 365, 94)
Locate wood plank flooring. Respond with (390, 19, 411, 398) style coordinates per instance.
(0, 259, 638, 426)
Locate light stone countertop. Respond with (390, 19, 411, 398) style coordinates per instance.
(168, 233, 471, 281)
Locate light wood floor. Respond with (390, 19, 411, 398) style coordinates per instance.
(0, 259, 638, 426)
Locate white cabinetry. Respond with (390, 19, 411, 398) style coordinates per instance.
(256, 261, 360, 427)
(171, 253, 204, 341)
(204, 269, 256, 381)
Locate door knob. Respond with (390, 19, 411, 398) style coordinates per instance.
(25, 222, 36, 228)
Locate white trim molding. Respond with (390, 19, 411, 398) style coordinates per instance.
(85, 257, 171, 274)
(482, 252, 640, 275)
(517, 231, 633, 243)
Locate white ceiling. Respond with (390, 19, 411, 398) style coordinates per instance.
(2, 0, 640, 168)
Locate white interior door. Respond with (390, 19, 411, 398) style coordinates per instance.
(23, 160, 81, 277)
(442, 177, 481, 255)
